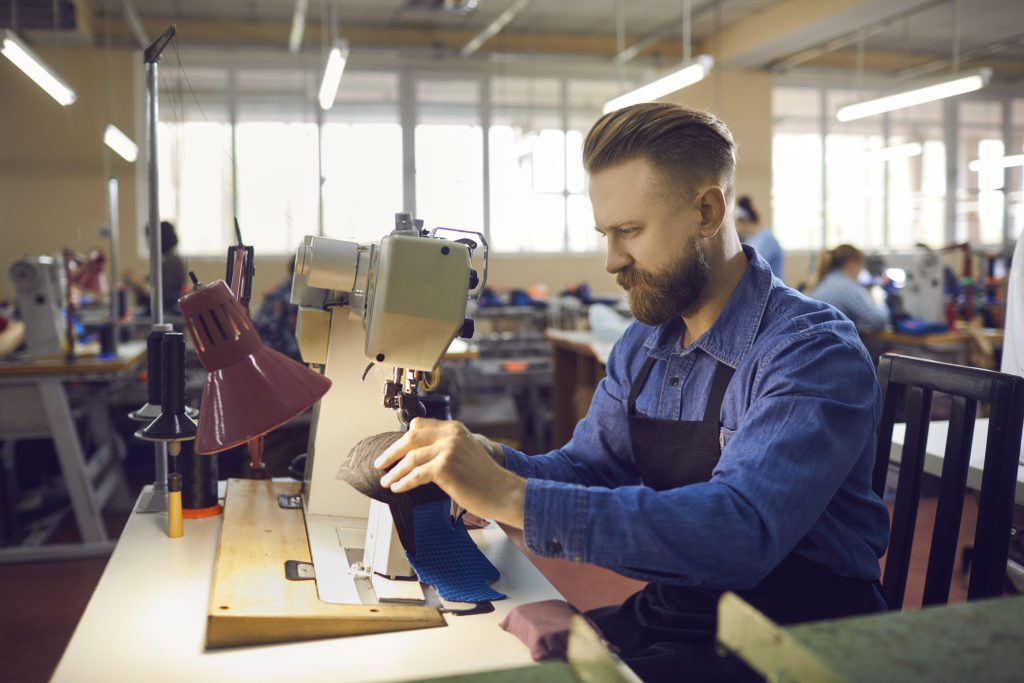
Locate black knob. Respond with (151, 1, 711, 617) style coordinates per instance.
(469, 269, 480, 290)
(459, 318, 475, 340)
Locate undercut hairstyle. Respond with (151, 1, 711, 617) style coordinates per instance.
(583, 102, 737, 205)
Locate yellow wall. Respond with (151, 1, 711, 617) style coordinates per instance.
(0, 45, 144, 302)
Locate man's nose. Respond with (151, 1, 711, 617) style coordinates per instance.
(605, 242, 631, 275)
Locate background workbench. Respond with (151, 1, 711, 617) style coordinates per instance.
(0, 341, 145, 561)
(546, 330, 614, 446)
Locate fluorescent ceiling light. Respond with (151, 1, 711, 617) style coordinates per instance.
(0, 29, 77, 106)
(836, 68, 991, 122)
(862, 142, 923, 162)
(288, 0, 308, 53)
(968, 154, 1024, 172)
(603, 55, 713, 114)
(318, 39, 349, 111)
(104, 124, 139, 163)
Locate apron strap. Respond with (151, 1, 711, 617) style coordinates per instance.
(628, 356, 658, 416)
(702, 362, 736, 424)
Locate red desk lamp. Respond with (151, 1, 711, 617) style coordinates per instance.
(179, 279, 331, 471)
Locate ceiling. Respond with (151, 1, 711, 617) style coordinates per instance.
(2, 0, 1023, 80)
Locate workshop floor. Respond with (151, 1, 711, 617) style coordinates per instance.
(0, 495, 980, 683)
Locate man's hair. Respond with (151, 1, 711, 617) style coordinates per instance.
(583, 102, 736, 204)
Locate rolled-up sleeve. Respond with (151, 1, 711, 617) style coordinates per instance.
(513, 329, 882, 589)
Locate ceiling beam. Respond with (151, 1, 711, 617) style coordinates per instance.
(705, 0, 939, 69)
(97, 15, 688, 60)
(802, 49, 1024, 79)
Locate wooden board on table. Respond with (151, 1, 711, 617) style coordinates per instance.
(206, 479, 445, 648)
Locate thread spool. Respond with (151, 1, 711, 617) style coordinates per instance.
(180, 442, 222, 518)
(167, 472, 183, 538)
(129, 324, 172, 422)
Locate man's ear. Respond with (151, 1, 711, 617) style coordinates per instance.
(697, 186, 727, 240)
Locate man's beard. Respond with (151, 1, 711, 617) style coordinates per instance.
(616, 238, 710, 326)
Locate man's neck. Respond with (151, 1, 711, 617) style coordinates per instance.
(680, 245, 750, 348)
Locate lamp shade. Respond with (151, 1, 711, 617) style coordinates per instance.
(180, 280, 331, 454)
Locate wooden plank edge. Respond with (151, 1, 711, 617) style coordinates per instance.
(716, 592, 844, 683)
(206, 608, 446, 649)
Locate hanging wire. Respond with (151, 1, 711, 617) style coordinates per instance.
(713, 0, 721, 113)
(102, 0, 113, 181)
(682, 0, 691, 65)
(855, 35, 865, 99)
(951, 0, 961, 73)
(615, 0, 625, 91)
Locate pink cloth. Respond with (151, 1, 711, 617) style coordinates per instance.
(500, 599, 611, 661)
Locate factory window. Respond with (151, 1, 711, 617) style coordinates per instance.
(958, 100, 1005, 246)
(322, 122, 404, 242)
(322, 72, 403, 242)
(772, 87, 824, 251)
(235, 120, 320, 255)
(489, 76, 565, 252)
(485, 78, 612, 253)
(158, 119, 234, 257)
(155, 64, 618, 257)
(774, 84, 1024, 253)
(416, 79, 485, 235)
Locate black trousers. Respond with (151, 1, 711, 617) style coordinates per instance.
(586, 554, 886, 683)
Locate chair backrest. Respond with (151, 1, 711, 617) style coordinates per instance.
(873, 353, 1024, 610)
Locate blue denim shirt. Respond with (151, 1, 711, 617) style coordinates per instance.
(504, 246, 890, 590)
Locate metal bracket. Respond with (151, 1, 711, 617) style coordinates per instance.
(284, 560, 316, 581)
(278, 494, 302, 509)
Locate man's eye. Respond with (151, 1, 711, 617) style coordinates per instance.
(620, 227, 640, 236)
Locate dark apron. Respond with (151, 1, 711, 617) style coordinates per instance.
(587, 355, 884, 682)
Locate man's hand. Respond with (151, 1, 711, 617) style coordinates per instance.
(375, 418, 525, 528)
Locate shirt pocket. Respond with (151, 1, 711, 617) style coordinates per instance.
(719, 426, 737, 450)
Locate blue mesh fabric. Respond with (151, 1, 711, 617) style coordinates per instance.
(405, 500, 506, 603)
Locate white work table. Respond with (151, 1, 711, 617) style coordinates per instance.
(52, 486, 564, 682)
(891, 418, 1024, 505)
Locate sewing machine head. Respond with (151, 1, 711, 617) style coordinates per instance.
(291, 212, 484, 424)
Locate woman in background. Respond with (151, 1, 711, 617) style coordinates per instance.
(810, 244, 889, 332)
(736, 196, 784, 279)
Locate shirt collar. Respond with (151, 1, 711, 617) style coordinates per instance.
(642, 245, 772, 367)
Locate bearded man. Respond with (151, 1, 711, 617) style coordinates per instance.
(374, 102, 890, 682)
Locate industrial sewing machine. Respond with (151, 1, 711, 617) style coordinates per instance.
(869, 247, 946, 324)
(290, 212, 486, 606)
(8, 255, 67, 358)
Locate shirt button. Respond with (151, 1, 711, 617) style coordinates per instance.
(669, 376, 680, 387)
(548, 539, 563, 554)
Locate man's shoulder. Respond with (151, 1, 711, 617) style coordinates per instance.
(753, 280, 871, 369)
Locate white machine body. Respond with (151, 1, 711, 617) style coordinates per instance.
(884, 248, 945, 323)
(9, 256, 67, 358)
(290, 214, 483, 605)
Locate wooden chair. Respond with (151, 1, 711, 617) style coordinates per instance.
(873, 353, 1024, 610)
